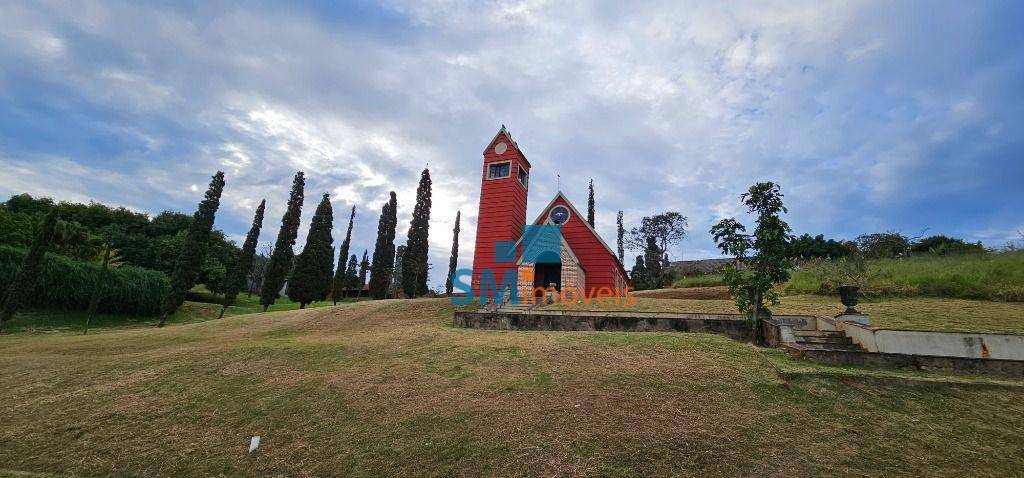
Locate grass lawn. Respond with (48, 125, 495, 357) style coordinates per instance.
(1, 287, 366, 334)
(672, 274, 727, 288)
(0, 298, 1022, 476)
(545, 291, 1024, 334)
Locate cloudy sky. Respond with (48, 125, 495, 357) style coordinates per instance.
(1, 0, 1022, 288)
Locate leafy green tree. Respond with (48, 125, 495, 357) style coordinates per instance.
(445, 211, 461, 296)
(159, 171, 226, 326)
(332, 206, 356, 305)
(856, 232, 910, 258)
(260, 172, 305, 311)
(50, 219, 98, 260)
(0, 210, 57, 330)
(201, 256, 228, 294)
(2, 193, 55, 216)
(627, 212, 687, 262)
(0, 208, 36, 247)
(368, 192, 398, 299)
(911, 235, 985, 255)
(402, 169, 432, 298)
(787, 233, 856, 260)
(287, 193, 335, 308)
(147, 211, 193, 239)
(710, 182, 793, 329)
(2, 194, 242, 292)
(200, 230, 239, 293)
(587, 179, 596, 227)
(218, 200, 265, 319)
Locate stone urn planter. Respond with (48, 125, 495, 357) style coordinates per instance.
(838, 285, 860, 314)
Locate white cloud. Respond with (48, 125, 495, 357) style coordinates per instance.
(0, 0, 1021, 286)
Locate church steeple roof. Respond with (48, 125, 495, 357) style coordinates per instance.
(483, 125, 531, 167)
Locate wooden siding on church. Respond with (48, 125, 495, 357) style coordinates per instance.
(470, 130, 530, 298)
(543, 197, 628, 293)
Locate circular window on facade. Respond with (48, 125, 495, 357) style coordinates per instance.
(548, 205, 570, 225)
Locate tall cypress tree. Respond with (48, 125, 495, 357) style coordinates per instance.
(391, 245, 406, 297)
(402, 168, 432, 298)
(630, 255, 647, 291)
(0, 210, 57, 330)
(159, 171, 226, 326)
(368, 192, 397, 299)
(219, 200, 265, 319)
(616, 210, 625, 264)
(287, 193, 334, 308)
(587, 179, 595, 227)
(444, 210, 461, 296)
(260, 172, 305, 311)
(643, 236, 664, 289)
(332, 206, 356, 305)
(357, 249, 370, 295)
(343, 254, 359, 289)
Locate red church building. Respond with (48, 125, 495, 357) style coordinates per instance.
(470, 126, 628, 302)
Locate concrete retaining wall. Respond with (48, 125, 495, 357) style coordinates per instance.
(840, 321, 1024, 360)
(454, 311, 758, 341)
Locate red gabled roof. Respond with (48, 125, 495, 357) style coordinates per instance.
(529, 192, 628, 278)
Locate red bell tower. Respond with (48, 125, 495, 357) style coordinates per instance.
(470, 126, 531, 299)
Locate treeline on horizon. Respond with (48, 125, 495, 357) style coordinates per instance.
(623, 215, 1003, 292)
(0, 167, 462, 327)
(1, 170, 1018, 326)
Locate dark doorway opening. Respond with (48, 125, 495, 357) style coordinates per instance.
(533, 263, 562, 297)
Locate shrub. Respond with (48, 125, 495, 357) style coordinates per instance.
(0, 245, 168, 315)
(856, 232, 911, 258)
(911, 235, 986, 255)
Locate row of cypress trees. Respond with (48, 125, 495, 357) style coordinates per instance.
(1, 165, 459, 330)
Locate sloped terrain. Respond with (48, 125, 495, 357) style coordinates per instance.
(1, 299, 1022, 477)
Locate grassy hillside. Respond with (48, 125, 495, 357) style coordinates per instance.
(1, 299, 1023, 476)
(786, 251, 1024, 301)
(1, 287, 363, 334)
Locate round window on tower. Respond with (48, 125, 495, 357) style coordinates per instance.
(548, 205, 570, 225)
(494, 141, 508, 155)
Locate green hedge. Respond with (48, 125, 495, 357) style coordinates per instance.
(0, 245, 169, 315)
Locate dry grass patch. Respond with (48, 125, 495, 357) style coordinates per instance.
(1, 299, 1023, 477)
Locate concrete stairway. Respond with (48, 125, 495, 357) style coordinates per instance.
(791, 330, 862, 351)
